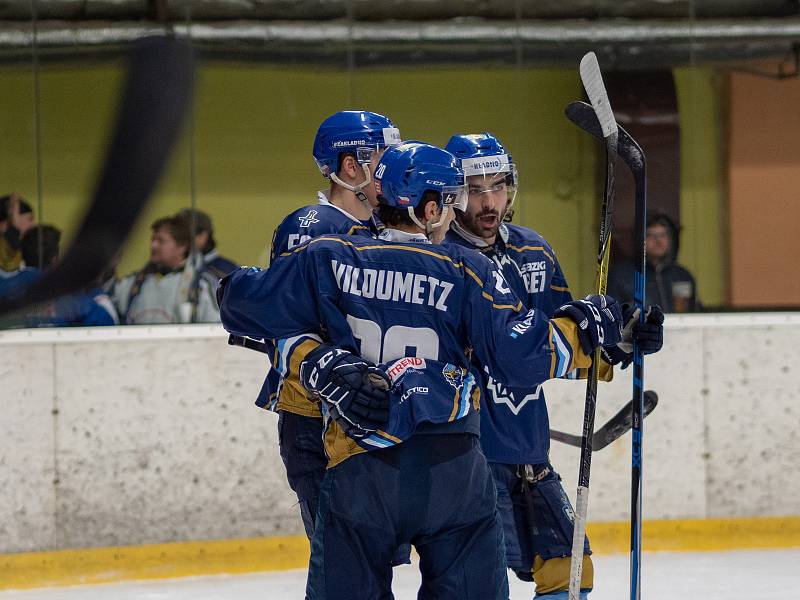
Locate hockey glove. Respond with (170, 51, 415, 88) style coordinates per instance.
(554, 294, 623, 355)
(603, 304, 665, 368)
(299, 344, 391, 439)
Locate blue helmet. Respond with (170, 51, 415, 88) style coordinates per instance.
(313, 110, 401, 178)
(374, 141, 468, 234)
(445, 132, 518, 219)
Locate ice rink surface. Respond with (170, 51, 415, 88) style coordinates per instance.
(2, 548, 798, 599)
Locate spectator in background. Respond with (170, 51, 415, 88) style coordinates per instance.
(114, 214, 220, 324)
(608, 213, 699, 313)
(0, 224, 118, 326)
(177, 208, 238, 279)
(0, 193, 35, 274)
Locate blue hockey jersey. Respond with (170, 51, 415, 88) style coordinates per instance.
(257, 191, 380, 416)
(446, 221, 577, 463)
(269, 191, 378, 264)
(220, 231, 593, 466)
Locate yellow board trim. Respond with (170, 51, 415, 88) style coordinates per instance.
(0, 535, 310, 591)
(2, 517, 799, 591)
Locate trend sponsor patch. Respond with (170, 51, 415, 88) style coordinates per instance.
(386, 356, 426, 383)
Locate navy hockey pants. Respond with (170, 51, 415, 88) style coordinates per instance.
(491, 462, 593, 594)
(278, 411, 411, 565)
(305, 434, 509, 600)
(278, 411, 328, 540)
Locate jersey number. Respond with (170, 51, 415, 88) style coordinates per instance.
(347, 315, 439, 363)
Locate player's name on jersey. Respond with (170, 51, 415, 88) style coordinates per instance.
(331, 260, 454, 312)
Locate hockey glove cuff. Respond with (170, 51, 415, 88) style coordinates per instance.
(299, 343, 391, 439)
(554, 294, 623, 355)
(603, 304, 665, 368)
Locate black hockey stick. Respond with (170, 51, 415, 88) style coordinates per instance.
(229, 333, 658, 453)
(228, 334, 272, 354)
(549, 390, 657, 450)
(568, 51, 619, 600)
(0, 37, 194, 320)
(564, 100, 648, 600)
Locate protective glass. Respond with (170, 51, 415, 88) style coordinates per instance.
(441, 184, 469, 212)
(465, 164, 518, 209)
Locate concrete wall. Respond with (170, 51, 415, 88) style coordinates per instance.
(2, 314, 798, 554)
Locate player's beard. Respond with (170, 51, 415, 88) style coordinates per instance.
(462, 209, 501, 240)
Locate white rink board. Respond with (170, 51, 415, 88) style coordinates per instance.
(1, 313, 799, 553)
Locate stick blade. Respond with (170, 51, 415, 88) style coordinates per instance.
(592, 390, 658, 450)
(579, 52, 617, 138)
(549, 390, 659, 451)
(564, 100, 645, 173)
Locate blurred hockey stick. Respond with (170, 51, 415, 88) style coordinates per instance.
(0, 36, 194, 319)
(549, 390, 657, 450)
(567, 51, 619, 600)
(564, 99, 648, 600)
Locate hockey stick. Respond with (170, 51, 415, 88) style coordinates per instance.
(563, 100, 648, 600)
(568, 51, 618, 600)
(230, 332, 658, 452)
(550, 390, 657, 450)
(0, 37, 194, 320)
(228, 334, 272, 354)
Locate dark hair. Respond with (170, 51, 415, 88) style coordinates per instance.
(0, 194, 33, 222)
(177, 208, 216, 252)
(377, 191, 440, 228)
(21, 224, 61, 269)
(151, 215, 191, 257)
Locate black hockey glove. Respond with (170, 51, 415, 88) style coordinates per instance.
(554, 294, 623, 355)
(299, 344, 391, 439)
(603, 304, 665, 368)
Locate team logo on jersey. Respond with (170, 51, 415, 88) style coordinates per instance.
(442, 363, 465, 390)
(298, 210, 321, 227)
(387, 357, 426, 383)
(484, 367, 541, 415)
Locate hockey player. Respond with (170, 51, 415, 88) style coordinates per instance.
(444, 132, 664, 599)
(219, 141, 631, 599)
(253, 110, 402, 541)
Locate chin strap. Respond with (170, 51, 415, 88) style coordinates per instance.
(407, 205, 452, 239)
(330, 163, 373, 212)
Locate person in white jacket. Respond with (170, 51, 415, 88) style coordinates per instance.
(114, 215, 219, 324)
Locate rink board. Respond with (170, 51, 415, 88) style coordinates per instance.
(1, 314, 799, 587)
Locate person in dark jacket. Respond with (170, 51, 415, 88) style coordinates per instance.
(608, 213, 699, 313)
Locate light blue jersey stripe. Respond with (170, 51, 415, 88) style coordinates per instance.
(552, 326, 572, 377)
(457, 375, 476, 419)
(362, 434, 396, 449)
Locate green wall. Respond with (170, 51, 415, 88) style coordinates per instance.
(674, 68, 727, 307)
(0, 60, 722, 303)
